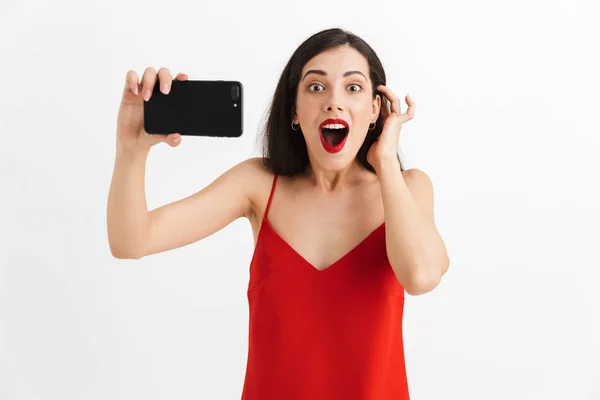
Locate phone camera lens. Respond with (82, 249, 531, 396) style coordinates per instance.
(231, 84, 240, 101)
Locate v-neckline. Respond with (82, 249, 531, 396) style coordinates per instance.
(261, 216, 385, 273)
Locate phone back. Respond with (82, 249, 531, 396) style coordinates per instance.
(143, 80, 243, 137)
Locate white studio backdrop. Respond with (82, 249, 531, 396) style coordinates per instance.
(1, 0, 599, 399)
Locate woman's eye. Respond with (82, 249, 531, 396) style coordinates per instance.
(309, 83, 325, 92)
(308, 83, 362, 92)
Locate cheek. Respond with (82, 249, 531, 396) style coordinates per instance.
(348, 101, 374, 140)
(350, 102, 373, 123)
(297, 93, 318, 109)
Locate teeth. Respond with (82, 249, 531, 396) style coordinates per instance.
(322, 123, 346, 130)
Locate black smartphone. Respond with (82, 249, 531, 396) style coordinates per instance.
(143, 80, 243, 137)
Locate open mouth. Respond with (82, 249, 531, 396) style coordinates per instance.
(319, 119, 349, 153)
(321, 126, 348, 146)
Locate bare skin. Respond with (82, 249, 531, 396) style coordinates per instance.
(108, 47, 428, 276)
(247, 160, 387, 272)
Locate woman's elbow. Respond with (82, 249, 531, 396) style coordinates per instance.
(403, 266, 447, 296)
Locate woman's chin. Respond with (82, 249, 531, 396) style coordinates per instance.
(308, 145, 358, 170)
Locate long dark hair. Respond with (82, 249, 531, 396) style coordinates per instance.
(260, 28, 404, 177)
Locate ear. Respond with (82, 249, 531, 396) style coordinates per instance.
(372, 93, 381, 122)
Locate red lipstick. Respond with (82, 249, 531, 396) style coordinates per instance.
(319, 118, 349, 154)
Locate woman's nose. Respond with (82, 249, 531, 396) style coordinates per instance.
(323, 88, 344, 112)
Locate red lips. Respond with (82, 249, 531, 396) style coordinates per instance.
(319, 118, 349, 154)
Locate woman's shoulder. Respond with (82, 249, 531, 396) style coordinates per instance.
(235, 156, 275, 182)
(233, 156, 276, 212)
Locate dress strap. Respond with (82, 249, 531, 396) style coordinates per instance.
(264, 174, 278, 219)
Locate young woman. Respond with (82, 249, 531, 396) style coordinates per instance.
(108, 28, 449, 400)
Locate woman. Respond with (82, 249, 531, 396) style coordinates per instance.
(108, 28, 449, 400)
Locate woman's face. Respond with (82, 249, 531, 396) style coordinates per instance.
(294, 45, 381, 169)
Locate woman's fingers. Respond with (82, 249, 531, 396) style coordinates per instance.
(146, 68, 188, 99)
(381, 96, 390, 119)
(405, 95, 415, 120)
(125, 70, 140, 96)
(129, 68, 189, 101)
(378, 85, 415, 122)
(165, 133, 182, 147)
(378, 85, 401, 115)
(157, 67, 172, 94)
(141, 67, 157, 101)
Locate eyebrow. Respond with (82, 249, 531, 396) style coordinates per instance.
(301, 69, 367, 81)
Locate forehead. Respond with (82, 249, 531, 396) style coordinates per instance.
(302, 46, 370, 79)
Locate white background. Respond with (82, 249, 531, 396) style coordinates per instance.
(1, 0, 599, 399)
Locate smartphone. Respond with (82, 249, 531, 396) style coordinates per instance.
(143, 80, 243, 137)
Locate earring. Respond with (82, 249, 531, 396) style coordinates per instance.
(369, 121, 376, 131)
(291, 120, 300, 131)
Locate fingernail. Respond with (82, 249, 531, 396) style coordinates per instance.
(143, 89, 150, 101)
(161, 83, 169, 94)
(132, 85, 138, 95)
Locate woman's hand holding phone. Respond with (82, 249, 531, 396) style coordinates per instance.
(116, 67, 186, 152)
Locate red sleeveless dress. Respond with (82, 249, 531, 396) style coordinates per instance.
(241, 175, 410, 400)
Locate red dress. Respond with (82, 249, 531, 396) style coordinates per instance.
(242, 175, 410, 400)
